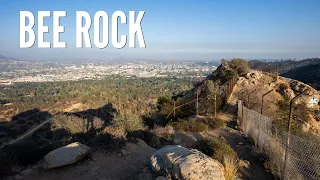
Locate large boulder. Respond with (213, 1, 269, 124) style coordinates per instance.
(151, 145, 225, 180)
(43, 142, 90, 170)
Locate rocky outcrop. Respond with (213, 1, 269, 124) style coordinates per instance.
(290, 80, 309, 93)
(151, 145, 225, 180)
(43, 142, 90, 170)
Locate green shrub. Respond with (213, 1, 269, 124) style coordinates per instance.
(199, 117, 225, 129)
(278, 96, 290, 111)
(276, 83, 290, 96)
(277, 83, 289, 91)
(112, 111, 144, 133)
(195, 137, 237, 163)
(171, 120, 208, 132)
(222, 69, 235, 82)
(157, 95, 171, 110)
(229, 58, 249, 75)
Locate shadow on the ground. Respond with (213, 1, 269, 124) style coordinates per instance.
(219, 128, 275, 180)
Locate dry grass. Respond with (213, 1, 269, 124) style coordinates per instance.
(103, 126, 126, 139)
(171, 120, 208, 132)
(151, 125, 175, 141)
(224, 155, 238, 180)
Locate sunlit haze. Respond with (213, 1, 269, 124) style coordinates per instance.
(0, 0, 319, 61)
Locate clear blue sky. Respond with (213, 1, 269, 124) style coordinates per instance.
(0, 0, 319, 61)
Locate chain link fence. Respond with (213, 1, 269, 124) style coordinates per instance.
(238, 100, 320, 180)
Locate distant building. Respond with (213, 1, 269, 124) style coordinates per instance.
(0, 81, 13, 86)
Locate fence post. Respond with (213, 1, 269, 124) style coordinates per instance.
(282, 88, 310, 180)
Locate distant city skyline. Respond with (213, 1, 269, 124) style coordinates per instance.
(0, 0, 319, 61)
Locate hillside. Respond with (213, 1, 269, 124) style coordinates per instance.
(282, 63, 320, 90)
(248, 58, 320, 74)
(234, 70, 320, 135)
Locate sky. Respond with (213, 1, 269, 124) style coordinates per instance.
(0, 0, 319, 62)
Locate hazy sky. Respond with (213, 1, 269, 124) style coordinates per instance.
(0, 0, 319, 61)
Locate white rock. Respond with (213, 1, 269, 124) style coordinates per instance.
(155, 176, 168, 180)
(151, 145, 225, 180)
(14, 175, 22, 180)
(302, 122, 311, 132)
(20, 168, 33, 176)
(43, 142, 90, 170)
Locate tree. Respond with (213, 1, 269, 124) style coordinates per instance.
(229, 58, 250, 75)
(206, 80, 221, 116)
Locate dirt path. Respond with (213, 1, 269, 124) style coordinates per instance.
(24, 139, 156, 180)
(205, 85, 275, 180)
(219, 128, 274, 180)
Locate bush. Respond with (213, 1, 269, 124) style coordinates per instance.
(224, 156, 238, 180)
(199, 117, 225, 129)
(51, 114, 86, 134)
(151, 125, 175, 141)
(195, 138, 238, 180)
(229, 58, 249, 75)
(93, 117, 105, 130)
(276, 83, 290, 96)
(195, 137, 237, 163)
(103, 125, 126, 139)
(222, 69, 235, 82)
(157, 95, 171, 110)
(51, 114, 105, 135)
(278, 96, 290, 111)
(277, 83, 289, 91)
(112, 111, 144, 133)
(92, 132, 124, 150)
(171, 120, 208, 132)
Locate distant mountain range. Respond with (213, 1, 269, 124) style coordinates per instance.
(248, 58, 320, 74)
(282, 63, 320, 90)
(249, 58, 320, 90)
(0, 54, 19, 61)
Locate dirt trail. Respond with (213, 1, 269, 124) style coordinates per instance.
(210, 84, 275, 180)
(217, 128, 274, 180)
(24, 140, 156, 180)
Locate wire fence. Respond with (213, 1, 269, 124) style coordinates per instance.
(238, 100, 320, 180)
(166, 74, 238, 120)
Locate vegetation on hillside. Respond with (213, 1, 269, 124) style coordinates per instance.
(248, 58, 320, 74)
(282, 63, 320, 90)
(229, 58, 250, 75)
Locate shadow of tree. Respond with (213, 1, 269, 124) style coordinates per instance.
(0, 102, 174, 177)
(0, 108, 52, 145)
(0, 103, 123, 175)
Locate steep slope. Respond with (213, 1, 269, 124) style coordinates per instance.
(234, 70, 320, 135)
(248, 58, 320, 74)
(282, 63, 320, 90)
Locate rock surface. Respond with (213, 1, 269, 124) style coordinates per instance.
(20, 168, 33, 176)
(151, 145, 225, 180)
(43, 142, 90, 170)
